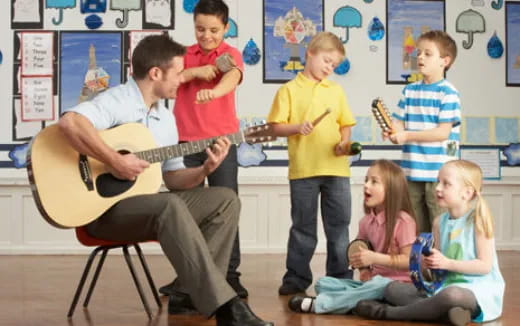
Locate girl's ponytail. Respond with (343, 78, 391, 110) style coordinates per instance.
(474, 191, 494, 239)
(447, 160, 495, 239)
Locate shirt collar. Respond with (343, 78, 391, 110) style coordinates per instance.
(189, 41, 229, 57)
(294, 72, 332, 88)
(367, 209, 386, 226)
(127, 77, 161, 120)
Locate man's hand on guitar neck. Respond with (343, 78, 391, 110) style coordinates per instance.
(202, 137, 231, 175)
(163, 137, 231, 191)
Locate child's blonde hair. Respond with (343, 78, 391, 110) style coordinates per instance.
(364, 160, 417, 254)
(305, 31, 345, 61)
(443, 160, 494, 238)
(417, 30, 457, 71)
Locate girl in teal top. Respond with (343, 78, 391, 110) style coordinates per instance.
(354, 159, 505, 326)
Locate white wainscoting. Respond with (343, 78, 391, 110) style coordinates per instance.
(1, 168, 520, 254)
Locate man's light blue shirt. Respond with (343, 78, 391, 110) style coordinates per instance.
(64, 77, 185, 172)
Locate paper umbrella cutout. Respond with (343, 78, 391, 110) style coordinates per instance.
(456, 9, 485, 49)
(333, 6, 362, 43)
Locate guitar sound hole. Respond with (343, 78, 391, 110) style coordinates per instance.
(96, 173, 135, 198)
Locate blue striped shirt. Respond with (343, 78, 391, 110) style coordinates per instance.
(394, 79, 461, 182)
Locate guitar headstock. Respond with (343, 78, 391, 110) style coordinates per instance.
(371, 98, 394, 133)
(243, 123, 277, 145)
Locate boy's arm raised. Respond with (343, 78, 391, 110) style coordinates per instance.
(211, 67, 242, 98)
(182, 65, 219, 82)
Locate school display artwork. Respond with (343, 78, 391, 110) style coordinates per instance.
(506, 2, 520, 86)
(242, 39, 261, 65)
(12, 31, 58, 140)
(111, 0, 141, 28)
(492, 0, 504, 11)
(503, 143, 520, 166)
(143, 0, 175, 30)
(464, 117, 491, 145)
(368, 16, 385, 41)
(263, 0, 323, 83)
(237, 118, 268, 167)
(11, 0, 44, 29)
(45, 0, 76, 25)
(495, 117, 519, 144)
(183, 0, 199, 13)
(386, 0, 445, 84)
(333, 5, 362, 44)
(487, 32, 504, 59)
(60, 32, 122, 115)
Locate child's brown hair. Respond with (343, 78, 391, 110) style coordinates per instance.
(364, 160, 417, 254)
(417, 30, 457, 71)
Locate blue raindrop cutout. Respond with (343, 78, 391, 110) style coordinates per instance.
(487, 32, 503, 58)
(368, 17, 385, 41)
(242, 39, 261, 65)
(183, 0, 199, 13)
(0, 50, 3, 65)
(85, 14, 103, 30)
(334, 58, 350, 75)
(225, 18, 238, 38)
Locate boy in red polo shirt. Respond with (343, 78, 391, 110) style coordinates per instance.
(163, 0, 248, 311)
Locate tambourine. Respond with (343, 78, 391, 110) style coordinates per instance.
(347, 239, 373, 269)
(409, 233, 448, 294)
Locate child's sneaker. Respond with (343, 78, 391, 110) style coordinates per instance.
(448, 307, 471, 326)
(288, 295, 315, 313)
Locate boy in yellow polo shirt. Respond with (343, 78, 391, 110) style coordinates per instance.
(267, 31, 356, 295)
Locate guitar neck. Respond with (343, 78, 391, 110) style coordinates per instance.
(134, 131, 244, 164)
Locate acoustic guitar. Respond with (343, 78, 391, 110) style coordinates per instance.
(27, 123, 275, 229)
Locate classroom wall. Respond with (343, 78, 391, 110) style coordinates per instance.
(1, 0, 519, 253)
(1, 1, 519, 177)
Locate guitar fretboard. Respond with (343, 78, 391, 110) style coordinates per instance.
(134, 131, 245, 164)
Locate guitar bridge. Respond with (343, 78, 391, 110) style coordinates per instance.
(78, 154, 94, 191)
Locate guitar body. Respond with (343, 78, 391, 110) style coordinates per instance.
(27, 123, 162, 229)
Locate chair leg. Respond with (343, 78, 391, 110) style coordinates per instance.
(83, 248, 109, 307)
(67, 246, 104, 318)
(134, 244, 162, 308)
(123, 245, 153, 319)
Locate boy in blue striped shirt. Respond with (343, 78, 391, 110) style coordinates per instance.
(383, 30, 461, 232)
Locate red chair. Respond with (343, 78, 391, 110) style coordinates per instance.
(67, 227, 162, 319)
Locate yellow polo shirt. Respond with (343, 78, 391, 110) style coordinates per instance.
(267, 72, 356, 180)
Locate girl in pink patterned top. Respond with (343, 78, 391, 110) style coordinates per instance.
(354, 158, 418, 281)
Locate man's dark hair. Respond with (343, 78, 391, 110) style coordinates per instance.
(132, 34, 186, 80)
(193, 0, 229, 25)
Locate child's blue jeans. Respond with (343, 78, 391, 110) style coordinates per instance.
(282, 176, 352, 290)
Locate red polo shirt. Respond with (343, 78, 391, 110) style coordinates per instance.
(174, 42, 244, 141)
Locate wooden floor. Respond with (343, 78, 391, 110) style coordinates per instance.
(0, 251, 518, 326)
